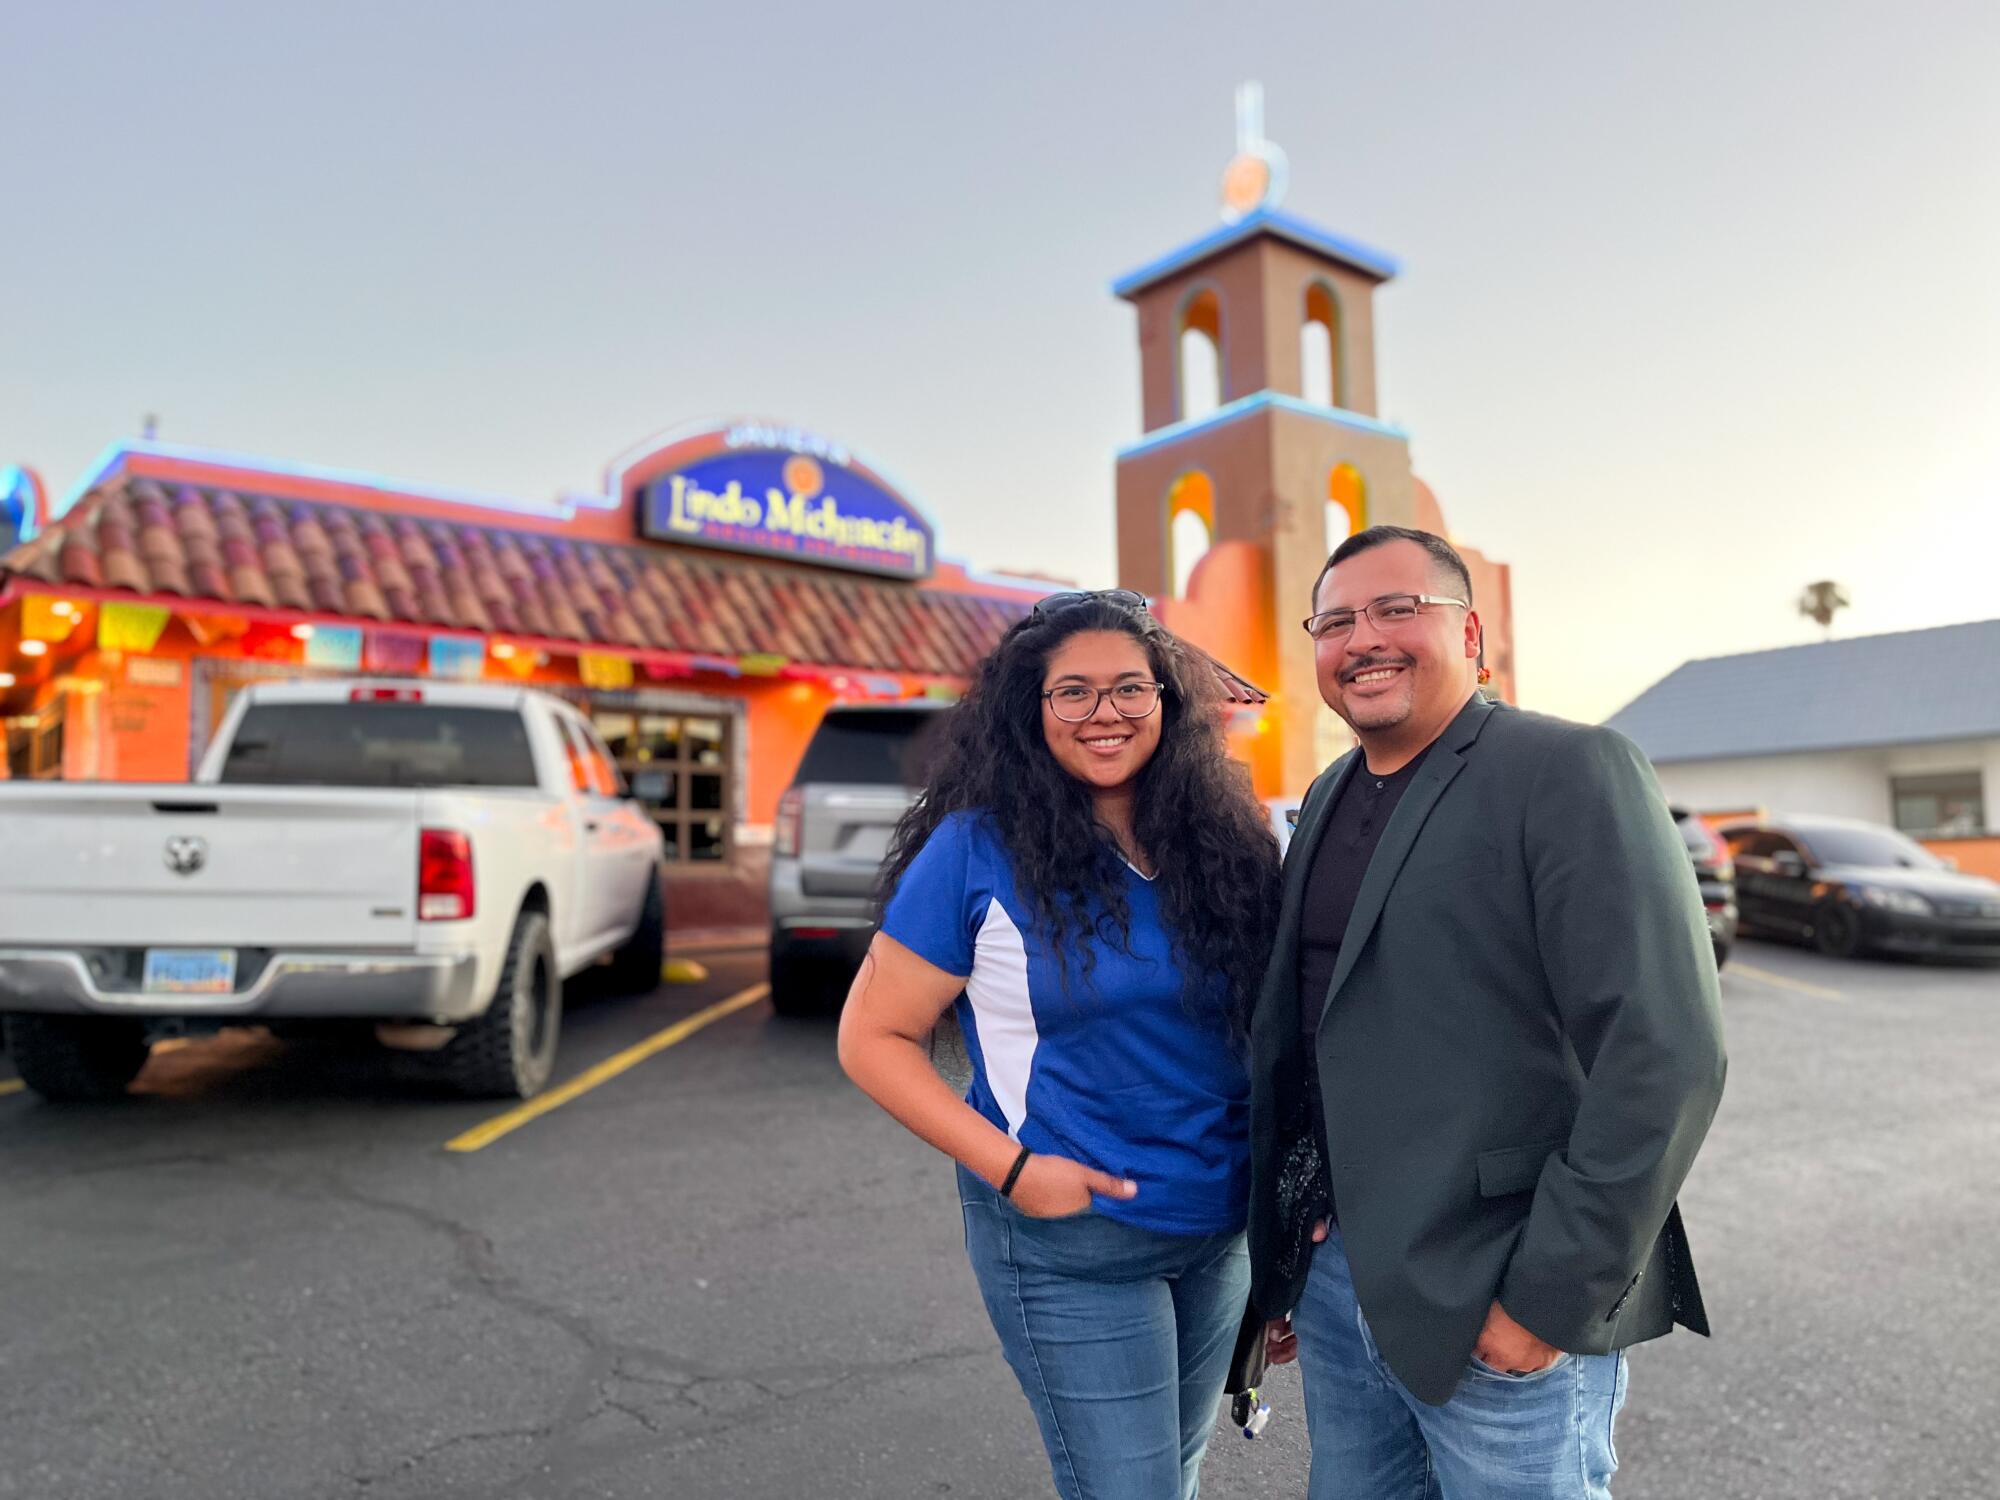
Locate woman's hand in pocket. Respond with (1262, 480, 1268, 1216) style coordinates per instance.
(1009, 1154, 1137, 1218)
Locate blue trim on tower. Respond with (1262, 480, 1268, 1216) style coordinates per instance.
(1115, 392, 1407, 461)
(1112, 209, 1401, 299)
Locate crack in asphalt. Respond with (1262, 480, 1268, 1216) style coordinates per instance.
(298, 1173, 989, 1499)
(595, 1395, 667, 1436)
(434, 1342, 995, 1500)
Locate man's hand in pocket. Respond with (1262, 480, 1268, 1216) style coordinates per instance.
(1263, 1219, 1329, 1366)
(1473, 1301, 1563, 1374)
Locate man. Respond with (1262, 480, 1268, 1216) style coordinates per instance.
(1247, 526, 1726, 1498)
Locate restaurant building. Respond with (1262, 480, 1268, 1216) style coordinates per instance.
(0, 426, 1088, 928)
(3, 93, 1512, 918)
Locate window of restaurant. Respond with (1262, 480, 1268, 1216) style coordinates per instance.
(1891, 771, 1986, 837)
(592, 708, 736, 864)
(4, 704, 65, 779)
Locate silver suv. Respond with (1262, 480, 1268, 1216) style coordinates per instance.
(768, 701, 953, 1016)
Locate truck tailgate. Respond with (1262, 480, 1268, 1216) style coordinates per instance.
(0, 785, 421, 948)
(797, 786, 916, 898)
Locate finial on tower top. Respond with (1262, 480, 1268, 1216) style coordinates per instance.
(1220, 81, 1289, 223)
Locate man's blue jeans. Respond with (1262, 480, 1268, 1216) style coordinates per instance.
(958, 1165, 1250, 1500)
(1294, 1225, 1628, 1500)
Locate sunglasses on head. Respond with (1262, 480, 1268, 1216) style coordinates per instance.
(1028, 588, 1150, 622)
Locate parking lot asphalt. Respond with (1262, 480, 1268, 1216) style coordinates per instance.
(2, 939, 1995, 1499)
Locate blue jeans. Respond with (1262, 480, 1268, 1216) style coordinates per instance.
(1294, 1226, 1628, 1500)
(958, 1165, 1250, 1500)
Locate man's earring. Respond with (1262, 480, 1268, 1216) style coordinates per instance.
(1477, 666, 1493, 686)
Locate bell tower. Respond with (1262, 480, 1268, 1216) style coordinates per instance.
(1114, 86, 1458, 798)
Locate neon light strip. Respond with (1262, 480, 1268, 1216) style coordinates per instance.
(51, 441, 135, 522)
(0, 578, 975, 685)
(1116, 390, 1407, 461)
(51, 439, 620, 525)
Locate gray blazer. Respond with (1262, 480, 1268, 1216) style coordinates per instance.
(1246, 693, 1727, 1406)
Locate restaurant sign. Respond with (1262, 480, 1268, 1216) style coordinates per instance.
(636, 424, 934, 580)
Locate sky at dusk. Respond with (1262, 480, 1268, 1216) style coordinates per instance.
(5, 0, 1996, 724)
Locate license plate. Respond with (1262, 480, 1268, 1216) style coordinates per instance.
(143, 949, 238, 995)
(842, 826, 893, 862)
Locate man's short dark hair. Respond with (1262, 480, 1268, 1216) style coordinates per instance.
(1313, 525, 1474, 612)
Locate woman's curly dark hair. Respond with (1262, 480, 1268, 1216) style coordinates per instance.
(877, 596, 1280, 1032)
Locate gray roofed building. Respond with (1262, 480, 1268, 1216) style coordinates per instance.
(1606, 618, 2000, 763)
(1606, 618, 2000, 863)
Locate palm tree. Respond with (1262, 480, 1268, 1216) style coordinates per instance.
(1797, 580, 1850, 635)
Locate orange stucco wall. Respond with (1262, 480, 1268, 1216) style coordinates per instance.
(1155, 539, 1282, 797)
(739, 678, 835, 822)
(59, 651, 194, 782)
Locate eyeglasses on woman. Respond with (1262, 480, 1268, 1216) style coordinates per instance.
(1042, 680, 1166, 722)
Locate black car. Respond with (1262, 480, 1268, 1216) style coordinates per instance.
(1720, 815, 2000, 962)
(1672, 807, 1737, 970)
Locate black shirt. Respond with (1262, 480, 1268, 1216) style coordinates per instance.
(1297, 741, 1435, 1045)
(1293, 741, 1435, 1227)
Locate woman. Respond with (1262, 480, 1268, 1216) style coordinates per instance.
(836, 589, 1281, 1500)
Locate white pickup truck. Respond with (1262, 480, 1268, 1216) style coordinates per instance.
(0, 680, 665, 1102)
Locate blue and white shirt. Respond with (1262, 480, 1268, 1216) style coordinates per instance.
(881, 810, 1250, 1236)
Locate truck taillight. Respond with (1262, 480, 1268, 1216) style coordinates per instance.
(775, 787, 803, 858)
(419, 829, 475, 921)
(353, 686, 424, 703)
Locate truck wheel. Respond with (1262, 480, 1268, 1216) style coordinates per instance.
(768, 941, 834, 1018)
(441, 910, 561, 1098)
(2, 1014, 149, 1102)
(606, 872, 666, 995)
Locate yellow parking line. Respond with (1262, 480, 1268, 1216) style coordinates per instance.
(445, 982, 770, 1153)
(0, 1079, 24, 1097)
(1730, 962, 1846, 1002)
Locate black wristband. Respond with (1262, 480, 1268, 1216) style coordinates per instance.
(998, 1145, 1033, 1199)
